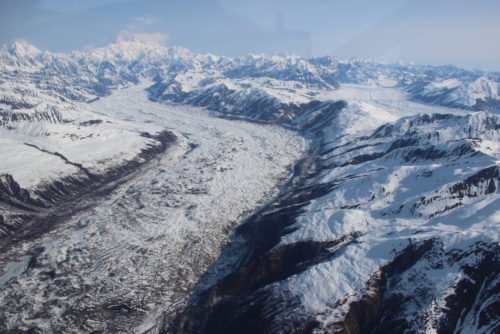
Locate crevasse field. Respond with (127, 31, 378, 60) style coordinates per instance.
(0, 82, 307, 332)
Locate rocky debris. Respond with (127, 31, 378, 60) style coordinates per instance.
(1, 39, 500, 334)
(0, 130, 176, 240)
(161, 108, 500, 333)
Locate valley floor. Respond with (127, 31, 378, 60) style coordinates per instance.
(0, 82, 307, 333)
(2, 81, 500, 334)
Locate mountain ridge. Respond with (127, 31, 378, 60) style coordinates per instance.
(0, 40, 500, 333)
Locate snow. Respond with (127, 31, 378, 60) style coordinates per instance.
(0, 116, 163, 192)
(0, 256, 31, 285)
(425, 78, 462, 90)
(267, 94, 500, 328)
(445, 77, 500, 107)
(319, 84, 471, 118)
(2, 39, 500, 332)
(0, 137, 79, 189)
(0, 81, 307, 332)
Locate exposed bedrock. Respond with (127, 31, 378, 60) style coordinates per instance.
(330, 240, 500, 334)
(0, 108, 64, 124)
(159, 109, 500, 334)
(0, 130, 177, 240)
(159, 146, 360, 333)
(170, 233, 500, 334)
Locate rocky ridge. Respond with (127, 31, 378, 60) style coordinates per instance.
(0, 40, 500, 334)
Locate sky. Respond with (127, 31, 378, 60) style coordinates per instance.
(1, 0, 499, 71)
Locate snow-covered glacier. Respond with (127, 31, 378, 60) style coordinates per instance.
(1, 39, 500, 334)
(0, 81, 306, 332)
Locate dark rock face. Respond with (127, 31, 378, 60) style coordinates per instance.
(159, 145, 361, 333)
(150, 78, 348, 126)
(328, 239, 437, 334)
(472, 97, 500, 111)
(406, 78, 500, 111)
(166, 234, 357, 334)
(221, 58, 340, 91)
(2, 41, 500, 334)
(196, 237, 362, 334)
(0, 131, 177, 240)
(2, 40, 500, 114)
(450, 165, 499, 198)
(407, 80, 464, 109)
(365, 241, 500, 334)
(0, 174, 46, 209)
(158, 109, 500, 333)
(0, 108, 64, 124)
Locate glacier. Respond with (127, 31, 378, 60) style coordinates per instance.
(0, 39, 500, 333)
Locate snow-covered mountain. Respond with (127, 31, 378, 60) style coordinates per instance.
(170, 110, 500, 333)
(3, 39, 498, 113)
(0, 41, 177, 240)
(407, 76, 500, 111)
(1, 40, 500, 334)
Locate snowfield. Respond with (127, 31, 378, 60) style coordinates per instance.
(0, 82, 307, 333)
(2, 39, 500, 333)
(271, 108, 500, 332)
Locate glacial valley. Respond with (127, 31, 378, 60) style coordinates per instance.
(1, 39, 500, 334)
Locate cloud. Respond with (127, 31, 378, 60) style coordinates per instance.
(116, 30, 169, 44)
(135, 16, 160, 25)
(13, 38, 30, 44)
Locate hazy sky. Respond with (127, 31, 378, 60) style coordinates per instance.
(1, 0, 499, 71)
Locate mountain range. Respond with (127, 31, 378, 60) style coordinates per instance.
(0, 39, 500, 334)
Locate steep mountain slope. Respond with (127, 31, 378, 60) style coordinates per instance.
(166, 110, 500, 334)
(0, 40, 500, 334)
(2, 38, 498, 115)
(0, 42, 177, 240)
(0, 83, 306, 333)
(407, 77, 500, 111)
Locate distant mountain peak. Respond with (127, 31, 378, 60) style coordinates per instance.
(0, 40, 42, 67)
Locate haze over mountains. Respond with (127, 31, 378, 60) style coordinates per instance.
(0, 0, 311, 57)
(0, 37, 500, 333)
(1, 0, 499, 70)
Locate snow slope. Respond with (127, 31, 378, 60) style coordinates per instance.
(1, 39, 500, 334)
(0, 82, 306, 333)
(177, 106, 500, 334)
(279, 111, 500, 331)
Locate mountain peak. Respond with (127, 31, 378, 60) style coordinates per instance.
(0, 40, 42, 67)
(85, 34, 169, 61)
(10, 40, 41, 55)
